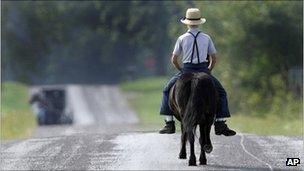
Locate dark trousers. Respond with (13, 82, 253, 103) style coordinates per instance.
(159, 63, 231, 119)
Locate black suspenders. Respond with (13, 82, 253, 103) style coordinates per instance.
(188, 31, 201, 63)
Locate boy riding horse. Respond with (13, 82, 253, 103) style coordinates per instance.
(159, 8, 236, 136)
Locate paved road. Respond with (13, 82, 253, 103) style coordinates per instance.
(1, 85, 303, 170)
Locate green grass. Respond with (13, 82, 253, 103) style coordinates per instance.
(121, 77, 167, 125)
(121, 77, 303, 136)
(1, 82, 36, 139)
(228, 114, 302, 136)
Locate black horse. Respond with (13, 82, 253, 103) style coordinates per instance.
(169, 72, 218, 166)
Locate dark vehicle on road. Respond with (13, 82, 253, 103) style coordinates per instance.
(30, 88, 73, 125)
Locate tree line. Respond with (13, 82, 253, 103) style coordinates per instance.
(2, 1, 302, 117)
(2, 1, 185, 83)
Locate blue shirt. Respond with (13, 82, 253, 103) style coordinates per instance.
(172, 28, 217, 64)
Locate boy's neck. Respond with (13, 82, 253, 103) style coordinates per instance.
(187, 26, 200, 32)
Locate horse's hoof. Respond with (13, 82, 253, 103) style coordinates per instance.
(188, 162, 197, 166)
(188, 157, 196, 166)
(199, 160, 207, 165)
(203, 144, 213, 153)
(179, 153, 187, 159)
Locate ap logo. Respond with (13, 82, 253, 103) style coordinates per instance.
(286, 158, 300, 166)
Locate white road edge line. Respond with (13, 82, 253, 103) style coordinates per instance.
(239, 134, 273, 171)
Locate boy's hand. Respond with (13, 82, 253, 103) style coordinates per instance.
(207, 68, 212, 74)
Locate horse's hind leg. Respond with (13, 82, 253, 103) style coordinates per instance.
(188, 132, 196, 166)
(199, 125, 207, 165)
(179, 123, 187, 159)
(203, 122, 213, 153)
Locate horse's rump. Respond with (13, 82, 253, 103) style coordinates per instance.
(169, 72, 217, 131)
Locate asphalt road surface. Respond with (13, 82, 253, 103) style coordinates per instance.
(1, 85, 303, 170)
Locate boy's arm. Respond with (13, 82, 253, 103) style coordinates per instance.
(171, 54, 182, 71)
(207, 35, 217, 72)
(208, 54, 217, 71)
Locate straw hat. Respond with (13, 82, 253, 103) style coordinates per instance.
(180, 8, 206, 25)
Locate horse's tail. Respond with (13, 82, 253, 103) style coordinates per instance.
(183, 74, 216, 137)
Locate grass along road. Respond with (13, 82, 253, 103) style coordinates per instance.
(1, 82, 36, 139)
(120, 77, 302, 136)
